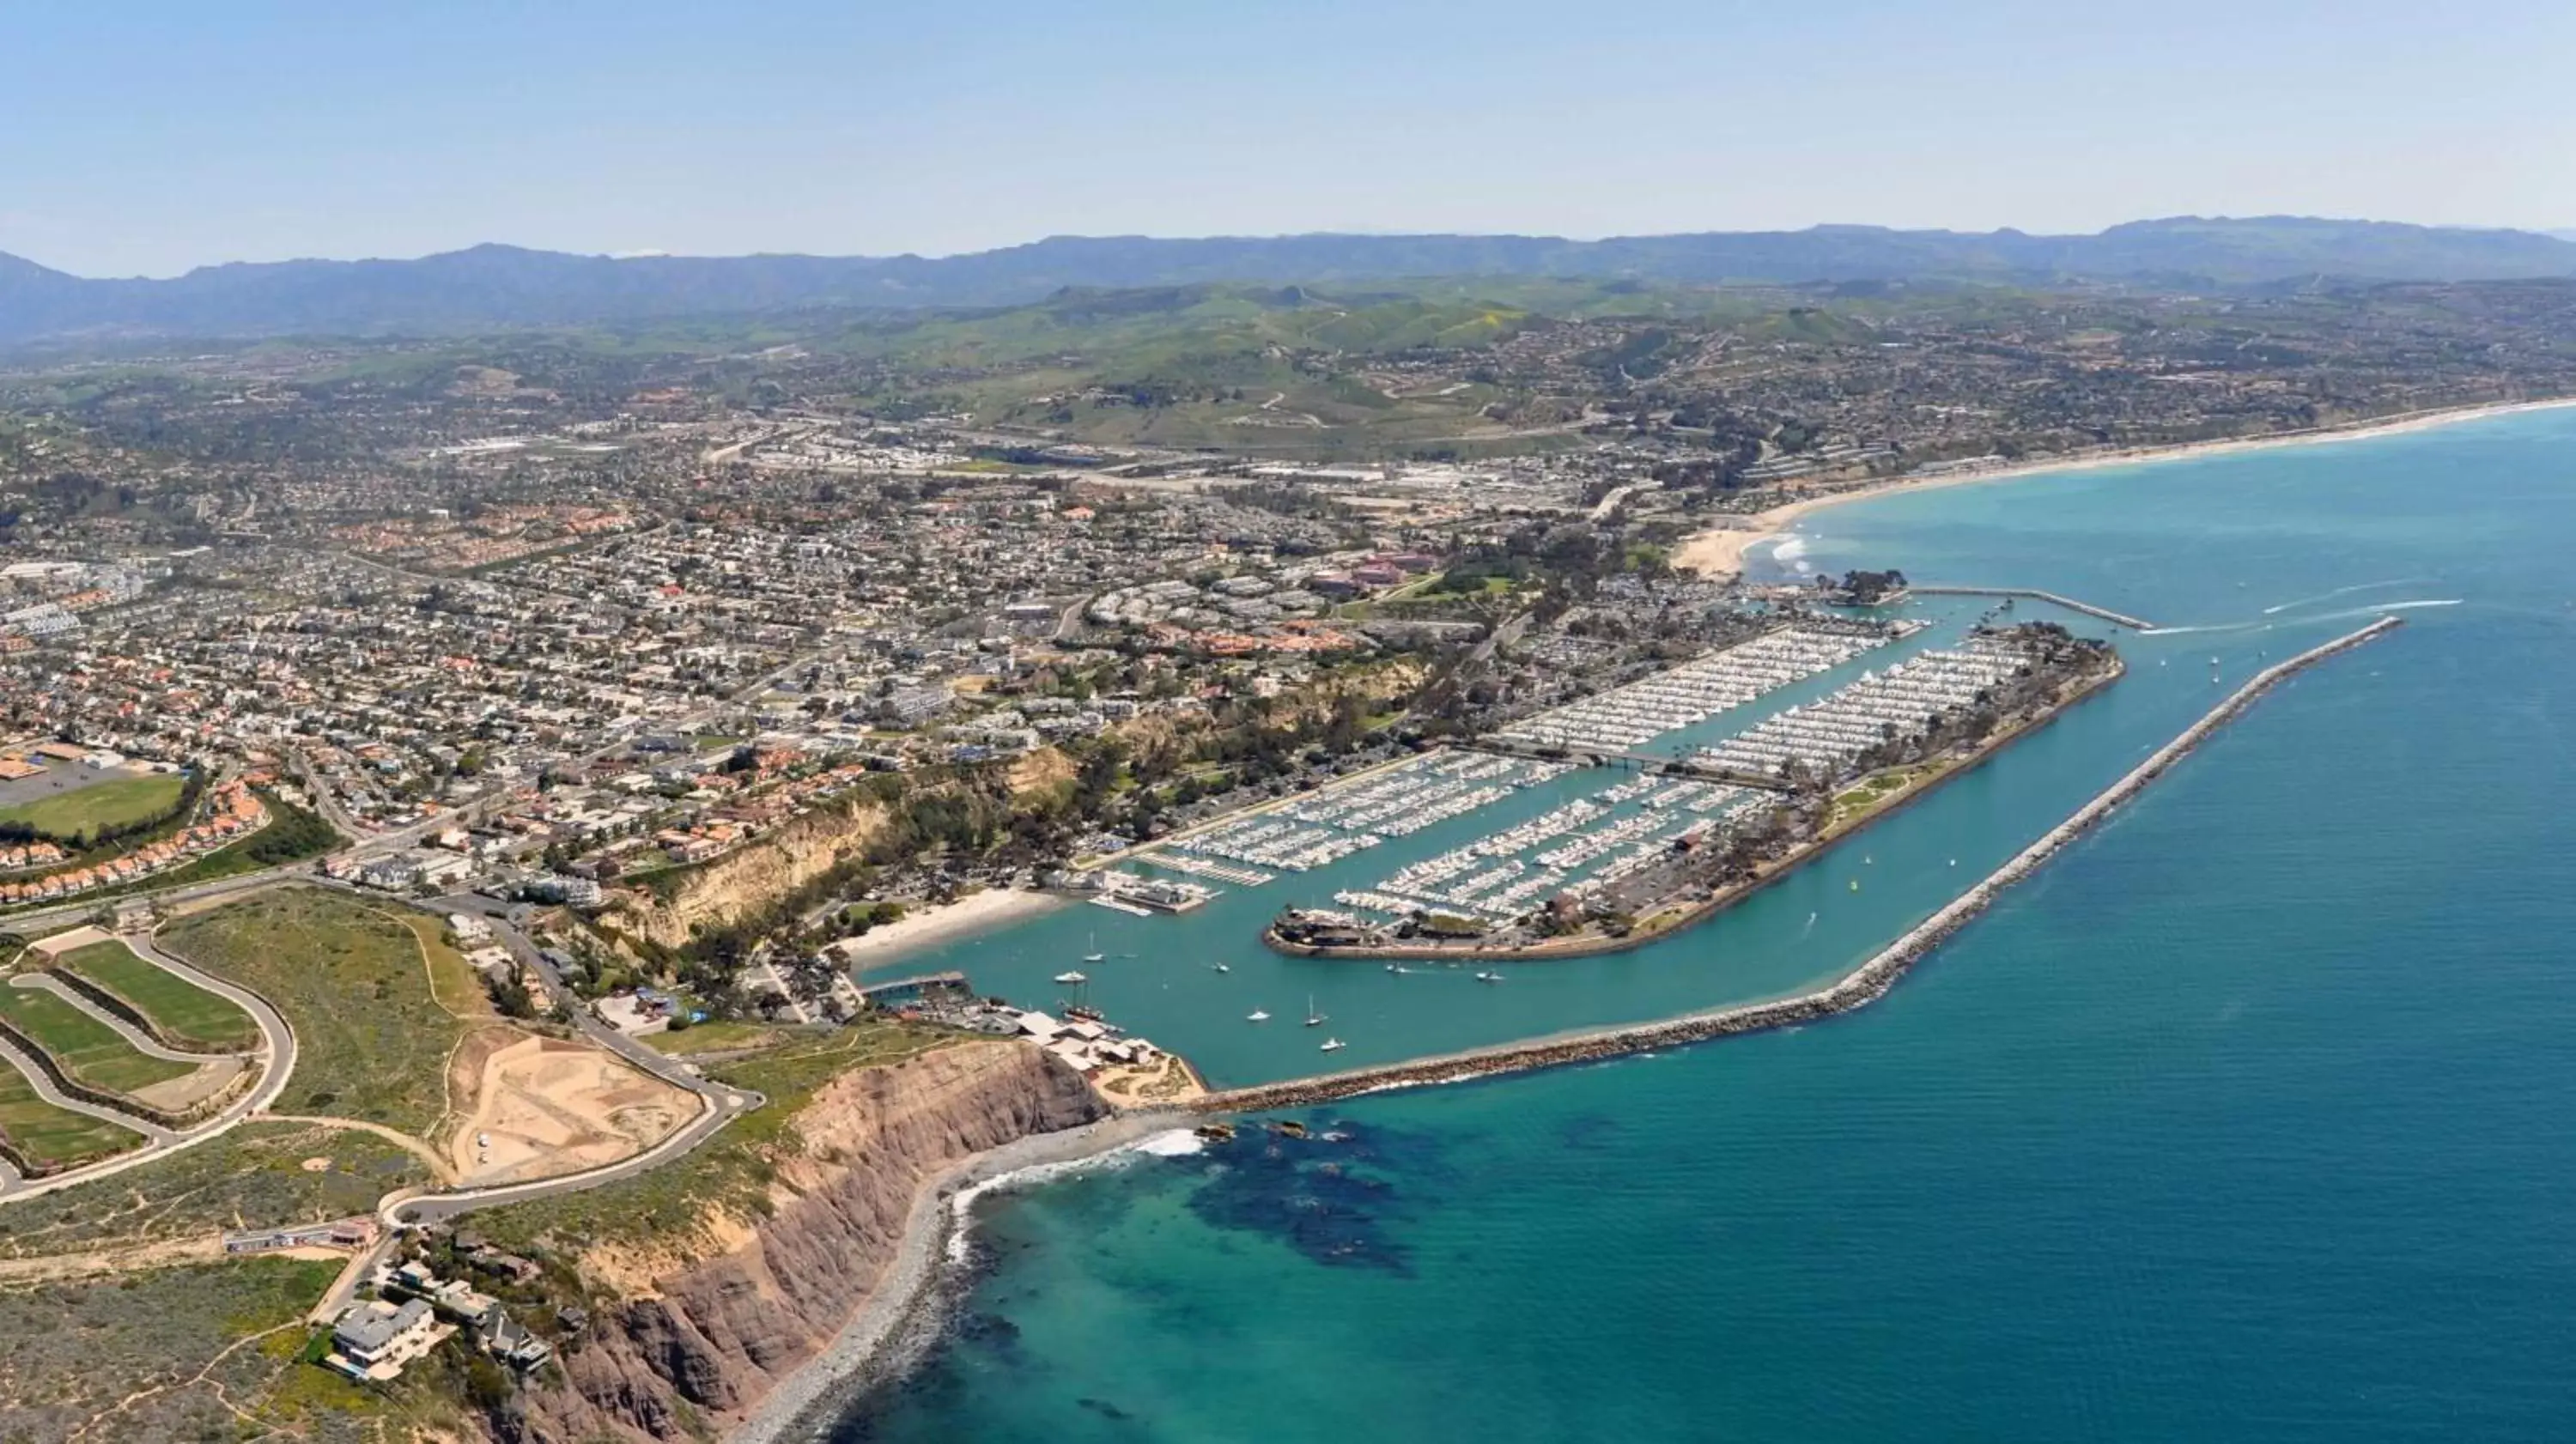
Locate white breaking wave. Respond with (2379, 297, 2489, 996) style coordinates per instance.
(1129, 1128, 1208, 1158)
(945, 1132, 1195, 1263)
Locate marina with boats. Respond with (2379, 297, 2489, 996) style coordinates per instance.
(843, 581, 2349, 1095)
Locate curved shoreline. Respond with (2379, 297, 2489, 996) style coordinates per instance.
(732, 617, 2399, 1441)
(1672, 394, 2576, 579)
(1200, 616, 2403, 1113)
(732, 1109, 1182, 1444)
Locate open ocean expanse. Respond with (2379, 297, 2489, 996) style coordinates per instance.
(836, 408, 2576, 1441)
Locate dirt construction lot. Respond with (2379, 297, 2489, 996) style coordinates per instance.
(449, 1034, 695, 1186)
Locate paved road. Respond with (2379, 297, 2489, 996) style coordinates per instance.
(124, 933, 298, 1116)
(0, 930, 302, 1203)
(11, 974, 213, 1064)
(367, 894, 764, 1228)
(428, 894, 748, 1096)
(0, 1031, 174, 1144)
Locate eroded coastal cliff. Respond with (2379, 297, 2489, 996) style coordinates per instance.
(499, 1041, 1105, 1443)
(607, 798, 893, 950)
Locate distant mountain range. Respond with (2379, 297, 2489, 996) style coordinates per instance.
(4, 216, 2574, 344)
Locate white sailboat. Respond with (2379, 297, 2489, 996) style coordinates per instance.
(1082, 931, 1105, 966)
(1304, 993, 1326, 1028)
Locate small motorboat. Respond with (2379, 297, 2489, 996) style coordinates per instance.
(1319, 1037, 1346, 1053)
(1247, 1009, 1271, 1022)
(1212, 963, 1230, 973)
(1474, 971, 1503, 984)
(1053, 970, 1088, 985)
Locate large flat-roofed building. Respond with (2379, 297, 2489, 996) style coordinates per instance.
(329, 1298, 441, 1380)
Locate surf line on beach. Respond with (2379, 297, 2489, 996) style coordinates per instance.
(1197, 615, 2407, 1114)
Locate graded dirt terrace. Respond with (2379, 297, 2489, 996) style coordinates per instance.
(447, 1033, 695, 1186)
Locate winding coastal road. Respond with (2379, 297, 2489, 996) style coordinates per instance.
(376, 895, 765, 1226)
(0, 929, 300, 1201)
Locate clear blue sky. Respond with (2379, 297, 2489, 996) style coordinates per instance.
(4, 0, 2569, 276)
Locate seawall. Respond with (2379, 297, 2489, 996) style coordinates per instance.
(1201, 616, 2403, 1114)
(1908, 585, 2154, 629)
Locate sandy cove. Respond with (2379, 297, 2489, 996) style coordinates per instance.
(1673, 395, 2576, 579)
(728, 1107, 1183, 1444)
(823, 886, 1066, 964)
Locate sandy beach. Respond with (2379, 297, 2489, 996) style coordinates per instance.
(1672, 395, 2576, 579)
(823, 886, 1065, 964)
(729, 1108, 1185, 1444)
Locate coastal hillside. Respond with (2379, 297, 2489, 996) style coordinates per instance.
(483, 1041, 1103, 1443)
(603, 797, 896, 952)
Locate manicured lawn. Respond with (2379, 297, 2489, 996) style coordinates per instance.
(0, 982, 197, 1095)
(159, 888, 476, 1137)
(0, 1057, 146, 1168)
(0, 772, 185, 842)
(54, 939, 261, 1052)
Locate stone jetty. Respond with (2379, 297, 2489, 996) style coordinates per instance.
(1908, 585, 2155, 630)
(1199, 616, 2403, 1115)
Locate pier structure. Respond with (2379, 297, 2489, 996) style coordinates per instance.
(1199, 616, 2402, 1115)
(858, 971, 972, 1005)
(1457, 737, 1795, 791)
(1909, 585, 2155, 630)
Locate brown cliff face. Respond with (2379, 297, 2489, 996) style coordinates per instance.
(503, 1042, 1105, 1443)
(608, 799, 890, 950)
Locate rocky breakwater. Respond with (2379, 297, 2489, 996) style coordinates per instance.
(1206, 616, 2405, 1114)
(502, 1041, 1105, 1443)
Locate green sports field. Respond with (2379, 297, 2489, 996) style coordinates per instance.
(0, 772, 185, 843)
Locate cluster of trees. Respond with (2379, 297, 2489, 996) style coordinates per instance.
(0, 768, 204, 852)
(1829, 568, 1910, 604)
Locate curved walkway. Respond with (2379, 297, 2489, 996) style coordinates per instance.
(0, 1033, 174, 1145)
(0, 931, 299, 1203)
(9, 974, 211, 1065)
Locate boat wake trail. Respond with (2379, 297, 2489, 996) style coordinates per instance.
(2138, 620, 2269, 637)
(2296, 598, 2463, 624)
(2262, 577, 2433, 616)
(2142, 598, 2458, 637)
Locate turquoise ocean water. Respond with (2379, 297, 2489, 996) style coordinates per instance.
(838, 409, 2576, 1441)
